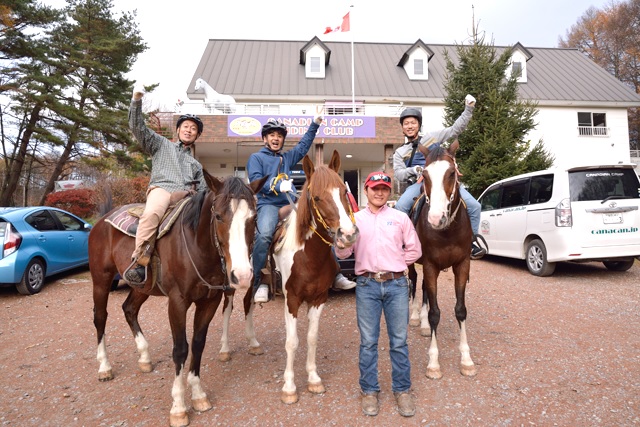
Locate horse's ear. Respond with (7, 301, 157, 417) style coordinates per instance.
(449, 139, 460, 156)
(417, 143, 428, 157)
(302, 155, 315, 179)
(328, 150, 341, 172)
(203, 168, 222, 192)
(249, 176, 269, 195)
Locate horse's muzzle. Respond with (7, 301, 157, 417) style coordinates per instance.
(336, 225, 359, 248)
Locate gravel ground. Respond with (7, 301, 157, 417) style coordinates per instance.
(0, 257, 639, 426)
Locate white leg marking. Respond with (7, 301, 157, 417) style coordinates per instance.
(170, 365, 187, 416)
(245, 302, 260, 349)
(219, 295, 232, 355)
(282, 303, 299, 396)
(96, 337, 112, 376)
(459, 320, 476, 375)
(427, 333, 441, 378)
(187, 371, 207, 403)
(134, 332, 151, 365)
(306, 304, 324, 385)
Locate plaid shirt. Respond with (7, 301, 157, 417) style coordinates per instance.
(129, 100, 206, 193)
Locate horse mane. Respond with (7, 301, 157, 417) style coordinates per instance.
(296, 165, 343, 244)
(182, 176, 256, 231)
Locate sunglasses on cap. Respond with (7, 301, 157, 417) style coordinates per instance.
(367, 174, 391, 183)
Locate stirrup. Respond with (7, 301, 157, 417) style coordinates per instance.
(124, 259, 147, 286)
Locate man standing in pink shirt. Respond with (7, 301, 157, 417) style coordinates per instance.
(335, 171, 422, 418)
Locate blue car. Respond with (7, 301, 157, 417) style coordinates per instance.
(0, 207, 92, 295)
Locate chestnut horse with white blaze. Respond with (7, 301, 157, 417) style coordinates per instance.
(408, 140, 477, 380)
(89, 173, 265, 427)
(274, 150, 359, 404)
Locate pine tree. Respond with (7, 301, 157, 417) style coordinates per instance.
(442, 35, 554, 197)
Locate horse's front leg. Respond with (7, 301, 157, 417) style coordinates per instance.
(188, 296, 223, 414)
(306, 303, 326, 394)
(167, 299, 191, 427)
(121, 290, 152, 372)
(408, 263, 421, 327)
(93, 274, 113, 381)
(218, 292, 234, 362)
(242, 287, 263, 356)
(452, 261, 476, 377)
(423, 265, 442, 380)
(281, 300, 299, 404)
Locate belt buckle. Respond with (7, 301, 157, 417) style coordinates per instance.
(374, 272, 385, 282)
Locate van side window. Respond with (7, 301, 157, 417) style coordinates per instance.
(501, 181, 528, 208)
(480, 187, 500, 211)
(529, 174, 554, 204)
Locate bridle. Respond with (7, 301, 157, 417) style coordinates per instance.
(180, 194, 233, 291)
(421, 152, 464, 229)
(307, 181, 356, 247)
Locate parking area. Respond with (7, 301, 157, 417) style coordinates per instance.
(0, 258, 639, 426)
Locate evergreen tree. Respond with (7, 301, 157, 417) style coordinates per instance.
(442, 35, 554, 197)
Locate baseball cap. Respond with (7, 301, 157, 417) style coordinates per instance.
(364, 172, 392, 189)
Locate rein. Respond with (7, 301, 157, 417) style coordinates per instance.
(306, 181, 356, 247)
(180, 197, 230, 291)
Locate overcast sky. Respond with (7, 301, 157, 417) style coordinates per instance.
(46, 0, 612, 109)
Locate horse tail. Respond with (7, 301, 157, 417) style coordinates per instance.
(97, 186, 113, 217)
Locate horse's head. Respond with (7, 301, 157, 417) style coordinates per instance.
(194, 78, 204, 92)
(200, 172, 267, 291)
(298, 150, 359, 248)
(418, 140, 461, 229)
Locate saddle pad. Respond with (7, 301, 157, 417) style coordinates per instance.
(104, 197, 192, 239)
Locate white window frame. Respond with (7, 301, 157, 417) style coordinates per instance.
(305, 45, 326, 78)
(403, 49, 429, 80)
(507, 50, 527, 83)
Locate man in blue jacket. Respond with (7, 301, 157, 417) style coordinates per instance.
(247, 114, 355, 303)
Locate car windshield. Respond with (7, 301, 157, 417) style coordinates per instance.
(569, 168, 640, 201)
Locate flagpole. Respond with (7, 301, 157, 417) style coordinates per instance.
(350, 5, 355, 114)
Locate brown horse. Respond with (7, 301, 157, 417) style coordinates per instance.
(408, 140, 477, 379)
(273, 150, 359, 404)
(89, 173, 265, 427)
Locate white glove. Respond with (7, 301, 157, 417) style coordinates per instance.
(279, 179, 293, 193)
(465, 94, 476, 107)
(132, 84, 145, 101)
(413, 165, 423, 176)
(314, 114, 324, 125)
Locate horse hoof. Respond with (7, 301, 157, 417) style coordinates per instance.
(192, 397, 212, 412)
(426, 368, 443, 380)
(409, 318, 420, 327)
(138, 362, 153, 373)
(98, 370, 113, 382)
(308, 382, 325, 395)
(218, 352, 231, 362)
(281, 391, 299, 404)
(461, 364, 477, 377)
(248, 346, 264, 356)
(420, 327, 431, 337)
(169, 412, 189, 427)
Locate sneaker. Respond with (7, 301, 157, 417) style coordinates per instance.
(471, 242, 486, 260)
(394, 391, 415, 417)
(361, 392, 379, 416)
(333, 273, 356, 290)
(124, 264, 146, 287)
(254, 284, 269, 303)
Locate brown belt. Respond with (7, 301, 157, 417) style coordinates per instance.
(363, 271, 405, 282)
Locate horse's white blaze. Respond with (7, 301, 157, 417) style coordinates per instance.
(306, 304, 325, 385)
(228, 199, 253, 289)
(331, 188, 357, 243)
(426, 160, 451, 228)
(170, 365, 187, 416)
(134, 332, 151, 365)
(187, 371, 207, 402)
(96, 337, 112, 375)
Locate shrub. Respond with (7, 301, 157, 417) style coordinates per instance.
(44, 188, 96, 219)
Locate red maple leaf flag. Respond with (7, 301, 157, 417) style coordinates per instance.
(324, 12, 350, 34)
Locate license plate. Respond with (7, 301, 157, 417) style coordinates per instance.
(603, 213, 623, 224)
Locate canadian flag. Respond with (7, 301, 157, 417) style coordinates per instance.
(324, 12, 350, 34)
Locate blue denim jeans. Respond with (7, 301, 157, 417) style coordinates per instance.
(251, 204, 280, 291)
(395, 181, 481, 235)
(355, 275, 411, 394)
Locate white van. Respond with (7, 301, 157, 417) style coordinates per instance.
(477, 163, 640, 276)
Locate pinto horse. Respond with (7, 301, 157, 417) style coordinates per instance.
(409, 140, 477, 380)
(90, 173, 265, 427)
(274, 150, 359, 404)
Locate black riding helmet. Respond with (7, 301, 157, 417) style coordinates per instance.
(399, 107, 422, 127)
(176, 114, 204, 134)
(261, 119, 288, 139)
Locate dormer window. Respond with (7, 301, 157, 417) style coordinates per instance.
(303, 44, 327, 79)
(397, 40, 433, 81)
(506, 43, 532, 83)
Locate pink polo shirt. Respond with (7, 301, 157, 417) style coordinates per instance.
(335, 204, 422, 275)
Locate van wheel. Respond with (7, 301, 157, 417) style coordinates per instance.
(603, 259, 635, 272)
(526, 239, 556, 277)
